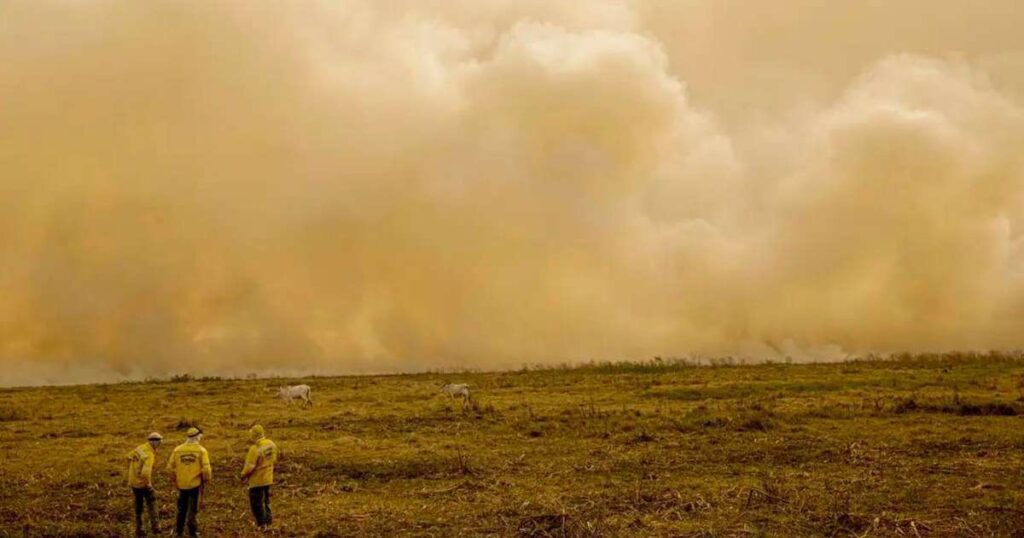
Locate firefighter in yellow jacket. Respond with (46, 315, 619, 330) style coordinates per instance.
(240, 424, 278, 530)
(165, 427, 212, 537)
(126, 432, 162, 536)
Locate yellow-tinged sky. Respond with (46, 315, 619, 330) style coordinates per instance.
(2, 1, 1024, 385)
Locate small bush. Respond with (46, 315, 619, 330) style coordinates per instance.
(736, 414, 774, 432)
(633, 431, 657, 443)
(674, 402, 775, 433)
(0, 407, 27, 422)
(734, 401, 775, 431)
(956, 402, 1016, 416)
(892, 397, 919, 414)
(174, 418, 201, 431)
(893, 397, 1018, 416)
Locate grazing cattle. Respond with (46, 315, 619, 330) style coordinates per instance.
(278, 384, 313, 407)
(440, 383, 471, 410)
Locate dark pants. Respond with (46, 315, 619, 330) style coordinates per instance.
(132, 487, 158, 534)
(175, 487, 201, 537)
(248, 485, 272, 527)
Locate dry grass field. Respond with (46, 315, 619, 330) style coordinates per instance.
(3, 353, 1024, 537)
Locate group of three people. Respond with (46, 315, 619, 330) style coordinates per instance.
(126, 424, 278, 536)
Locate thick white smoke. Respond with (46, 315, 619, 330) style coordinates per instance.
(1, 1, 1023, 385)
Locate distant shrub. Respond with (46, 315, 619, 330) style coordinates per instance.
(164, 373, 223, 383)
(699, 416, 730, 429)
(734, 401, 776, 431)
(0, 407, 26, 422)
(735, 414, 774, 432)
(892, 397, 919, 414)
(805, 404, 858, 420)
(955, 402, 1016, 416)
(674, 402, 775, 433)
(633, 431, 657, 443)
(174, 418, 201, 430)
(892, 397, 1018, 416)
(650, 379, 882, 402)
(519, 356, 699, 374)
(515, 350, 1024, 377)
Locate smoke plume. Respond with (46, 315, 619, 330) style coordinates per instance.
(2, 1, 1024, 385)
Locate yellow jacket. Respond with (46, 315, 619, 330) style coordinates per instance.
(241, 438, 278, 488)
(126, 443, 156, 488)
(165, 441, 212, 490)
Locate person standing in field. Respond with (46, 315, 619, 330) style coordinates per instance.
(165, 427, 212, 538)
(240, 424, 278, 530)
(126, 432, 163, 536)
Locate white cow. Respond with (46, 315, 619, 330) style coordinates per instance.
(278, 384, 313, 407)
(440, 383, 471, 410)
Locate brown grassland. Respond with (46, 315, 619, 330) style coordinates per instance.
(2, 353, 1024, 537)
